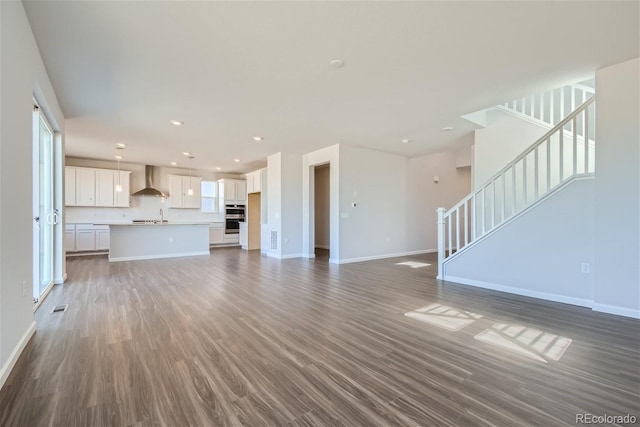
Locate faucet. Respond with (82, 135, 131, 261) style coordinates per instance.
(160, 208, 164, 223)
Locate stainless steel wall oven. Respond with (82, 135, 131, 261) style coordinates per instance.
(224, 204, 245, 234)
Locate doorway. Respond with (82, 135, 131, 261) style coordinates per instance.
(314, 164, 330, 259)
(32, 104, 58, 304)
(247, 192, 261, 250)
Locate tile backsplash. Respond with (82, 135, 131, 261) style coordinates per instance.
(65, 195, 223, 224)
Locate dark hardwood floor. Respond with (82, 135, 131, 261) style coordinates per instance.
(1, 248, 638, 426)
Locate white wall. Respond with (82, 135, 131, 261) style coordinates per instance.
(314, 165, 330, 249)
(0, 1, 65, 386)
(593, 58, 640, 318)
(65, 157, 244, 224)
(473, 109, 548, 188)
(264, 152, 303, 258)
(444, 178, 596, 307)
(338, 145, 409, 262)
(407, 151, 472, 252)
(280, 152, 303, 257)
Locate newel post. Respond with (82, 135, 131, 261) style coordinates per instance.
(436, 207, 446, 280)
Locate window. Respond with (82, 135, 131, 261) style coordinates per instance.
(201, 180, 218, 213)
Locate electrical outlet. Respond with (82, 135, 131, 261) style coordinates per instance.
(22, 280, 27, 297)
(581, 263, 591, 274)
(284, 237, 289, 244)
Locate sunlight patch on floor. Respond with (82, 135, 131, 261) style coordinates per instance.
(475, 323, 572, 363)
(395, 261, 431, 268)
(405, 303, 483, 331)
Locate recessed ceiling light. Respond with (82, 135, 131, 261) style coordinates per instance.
(170, 120, 184, 126)
(115, 155, 123, 160)
(330, 59, 344, 68)
(215, 167, 222, 171)
(233, 158, 240, 163)
(442, 126, 454, 131)
(170, 162, 177, 166)
(401, 139, 411, 144)
(116, 142, 127, 148)
(253, 136, 263, 142)
(182, 152, 191, 156)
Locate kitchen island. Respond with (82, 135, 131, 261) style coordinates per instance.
(108, 223, 210, 262)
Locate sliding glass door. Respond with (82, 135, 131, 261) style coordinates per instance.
(33, 106, 57, 302)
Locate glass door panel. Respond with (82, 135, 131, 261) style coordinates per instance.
(35, 112, 55, 301)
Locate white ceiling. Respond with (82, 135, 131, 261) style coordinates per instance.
(23, 1, 639, 173)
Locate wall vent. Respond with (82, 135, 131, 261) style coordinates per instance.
(271, 231, 278, 250)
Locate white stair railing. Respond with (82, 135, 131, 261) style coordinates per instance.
(499, 83, 595, 143)
(437, 96, 595, 279)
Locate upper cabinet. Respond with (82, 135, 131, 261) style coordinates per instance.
(66, 166, 131, 207)
(220, 178, 247, 205)
(168, 174, 202, 209)
(246, 168, 265, 194)
(64, 167, 76, 206)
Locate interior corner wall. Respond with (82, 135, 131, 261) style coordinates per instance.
(0, 1, 64, 384)
(407, 151, 471, 252)
(593, 57, 640, 317)
(338, 145, 409, 262)
(473, 109, 549, 189)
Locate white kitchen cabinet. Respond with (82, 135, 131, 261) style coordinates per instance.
(75, 225, 96, 251)
(67, 224, 110, 253)
(76, 168, 96, 206)
(223, 179, 236, 202)
(223, 234, 239, 244)
(64, 224, 76, 252)
(114, 171, 131, 207)
(168, 175, 202, 209)
(66, 166, 130, 207)
(220, 179, 247, 204)
(239, 222, 248, 249)
(209, 223, 224, 245)
(65, 167, 77, 206)
(95, 169, 115, 206)
(95, 227, 110, 250)
(235, 180, 247, 202)
(246, 169, 264, 194)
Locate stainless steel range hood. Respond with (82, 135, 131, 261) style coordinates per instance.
(131, 165, 168, 197)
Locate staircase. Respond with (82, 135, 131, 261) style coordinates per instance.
(437, 88, 596, 279)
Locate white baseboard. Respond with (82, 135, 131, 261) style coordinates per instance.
(592, 303, 640, 319)
(109, 251, 210, 262)
(0, 321, 36, 391)
(54, 273, 67, 285)
(33, 281, 56, 312)
(266, 253, 304, 260)
(444, 275, 594, 309)
(336, 249, 434, 265)
(302, 253, 316, 259)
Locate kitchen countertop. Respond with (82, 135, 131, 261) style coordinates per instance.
(107, 222, 212, 226)
(71, 221, 224, 226)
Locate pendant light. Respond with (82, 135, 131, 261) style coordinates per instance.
(115, 146, 124, 192)
(187, 155, 194, 196)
